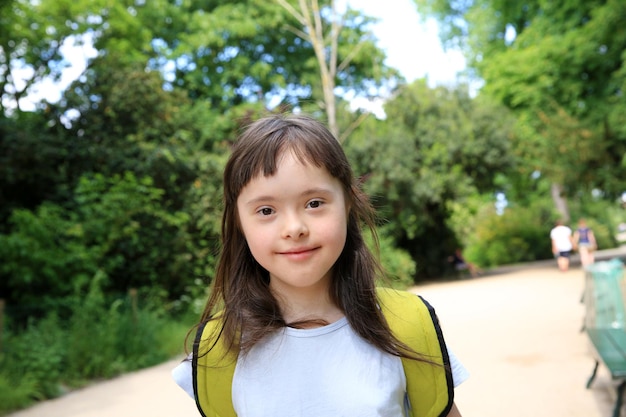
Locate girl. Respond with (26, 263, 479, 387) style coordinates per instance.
(173, 114, 468, 417)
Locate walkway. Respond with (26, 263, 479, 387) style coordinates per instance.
(7, 248, 626, 417)
(414, 264, 614, 417)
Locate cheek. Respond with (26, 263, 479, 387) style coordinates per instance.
(237, 218, 267, 252)
(325, 212, 349, 248)
(238, 220, 257, 249)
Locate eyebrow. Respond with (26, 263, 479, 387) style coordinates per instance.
(243, 187, 335, 206)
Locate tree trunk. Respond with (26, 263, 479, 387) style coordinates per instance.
(275, 0, 342, 139)
(551, 182, 570, 222)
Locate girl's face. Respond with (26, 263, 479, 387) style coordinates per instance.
(236, 151, 348, 297)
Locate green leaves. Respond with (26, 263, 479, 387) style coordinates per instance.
(414, 0, 626, 228)
(0, 172, 192, 320)
(346, 80, 514, 277)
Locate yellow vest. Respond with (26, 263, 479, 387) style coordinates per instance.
(193, 288, 453, 417)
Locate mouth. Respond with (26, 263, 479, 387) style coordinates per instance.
(279, 246, 318, 255)
(278, 247, 320, 259)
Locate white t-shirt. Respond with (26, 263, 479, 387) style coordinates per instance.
(550, 225, 573, 251)
(172, 317, 469, 417)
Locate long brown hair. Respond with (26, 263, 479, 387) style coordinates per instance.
(196, 113, 421, 361)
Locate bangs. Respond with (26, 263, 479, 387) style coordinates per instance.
(224, 115, 352, 205)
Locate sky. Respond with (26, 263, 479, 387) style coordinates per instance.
(13, 0, 466, 112)
(348, 0, 466, 86)
(345, 0, 467, 116)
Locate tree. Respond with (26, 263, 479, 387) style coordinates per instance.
(107, 0, 399, 126)
(414, 0, 626, 219)
(0, 0, 103, 114)
(346, 80, 513, 278)
(0, 112, 72, 227)
(1, 0, 404, 309)
(0, 173, 191, 322)
(274, 0, 397, 138)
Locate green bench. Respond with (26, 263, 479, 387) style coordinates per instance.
(585, 259, 626, 417)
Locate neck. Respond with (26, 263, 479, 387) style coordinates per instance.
(270, 282, 344, 326)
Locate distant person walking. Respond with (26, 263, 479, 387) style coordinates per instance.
(550, 220, 573, 272)
(448, 248, 480, 278)
(573, 218, 597, 267)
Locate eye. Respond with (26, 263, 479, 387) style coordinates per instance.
(257, 207, 274, 216)
(307, 199, 324, 209)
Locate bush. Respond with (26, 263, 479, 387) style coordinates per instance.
(0, 313, 66, 408)
(466, 199, 554, 267)
(0, 172, 194, 325)
(0, 276, 191, 415)
(0, 372, 37, 414)
(366, 227, 417, 289)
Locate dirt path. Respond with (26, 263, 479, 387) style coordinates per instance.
(413, 265, 614, 417)
(7, 253, 626, 417)
(6, 358, 199, 417)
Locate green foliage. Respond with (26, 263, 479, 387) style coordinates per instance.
(78, 0, 399, 114)
(465, 199, 554, 267)
(0, 373, 37, 414)
(2, 314, 67, 401)
(182, 151, 229, 282)
(346, 80, 514, 278)
(0, 172, 193, 322)
(446, 193, 494, 248)
(65, 271, 172, 379)
(0, 0, 102, 113)
(365, 228, 417, 289)
(72, 173, 192, 294)
(0, 205, 98, 320)
(66, 271, 121, 379)
(462, 190, 622, 268)
(0, 282, 192, 415)
(416, 0, 626, 199)
(0, 113, 73, 227)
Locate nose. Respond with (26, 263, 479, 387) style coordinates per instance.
(282, 211, 308, 239)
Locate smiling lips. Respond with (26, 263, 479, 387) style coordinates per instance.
(279, 247, 320, 259)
